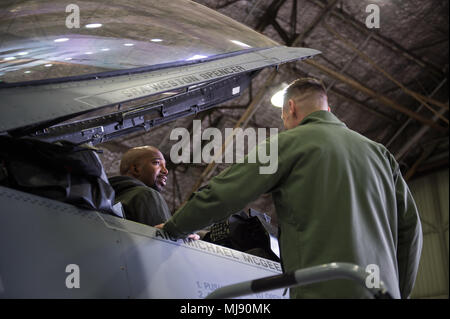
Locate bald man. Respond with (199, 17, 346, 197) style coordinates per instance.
(109, 146, 171, 227)
(158, 77, 422, 299)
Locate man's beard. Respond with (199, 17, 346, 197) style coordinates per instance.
(151, 175, 166, 192)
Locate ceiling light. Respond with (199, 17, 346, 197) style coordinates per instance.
(151, 38, 163, 42)
(17, 52, 29, 56)
(44, 64, 53, 67)
(3, 57, 16, 61)
(271, 83, 289, 108)
(124, 43, 134, 46)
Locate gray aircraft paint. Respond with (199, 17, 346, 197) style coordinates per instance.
(0, 186, 287, 299)
(0, 46, 319, 132)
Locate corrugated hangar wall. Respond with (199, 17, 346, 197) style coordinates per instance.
(409, 169, 449, 299)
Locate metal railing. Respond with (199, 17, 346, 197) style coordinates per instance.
(205, 262, 392, 299)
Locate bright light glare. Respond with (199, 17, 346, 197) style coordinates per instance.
(3, 57, 16, 61)
(271, 82, 289, 108)
(271, 89, 286, 108)
(100, 48, 110, 51)
(54, 38, 69, 43)
(186, 55, 208, 61)
(124, 43, 134, 46)
(151, 38, 163, 42)
(17, 52, 29, 56)
(44, 64, 53, 67)
(230, 40, 252, 48)
(85, 23, 102, 29)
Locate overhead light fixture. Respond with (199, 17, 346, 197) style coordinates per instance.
(44, 63, 53, 67)
(151, 38, 163, 42)
(3, 57, 16, 61)
(100, 48, 110, 51)
(17, 52, 29, 56)
(271, 83, 289, 108)
(24, 70, 31, 74)
(124, 43, 134, 46)
(85, 52, 93, 55)
(85, 23, 102, 29)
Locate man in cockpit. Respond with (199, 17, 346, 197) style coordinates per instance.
(109, 146, 171, 227)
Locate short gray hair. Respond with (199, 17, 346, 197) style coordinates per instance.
(284, 77, 327, 109)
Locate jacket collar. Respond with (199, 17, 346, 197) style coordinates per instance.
(298, 110, 347, 127)
(109, 175, 148, 190)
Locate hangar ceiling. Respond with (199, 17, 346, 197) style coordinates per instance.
(98, 0, 448, 225)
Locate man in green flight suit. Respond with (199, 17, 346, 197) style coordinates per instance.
(158, 77, 423, 299)
(109, 146, 172, 227)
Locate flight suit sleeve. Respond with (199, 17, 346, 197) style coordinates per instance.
(164, 136, 286, 238)
(127, 188, 172, 226)
(391, 157, 423, 298)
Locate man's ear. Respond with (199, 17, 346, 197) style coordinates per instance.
(288, 99, 297, 118)
(130, 164, 140, 177)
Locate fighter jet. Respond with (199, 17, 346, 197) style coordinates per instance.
(0, 0, 320, 298)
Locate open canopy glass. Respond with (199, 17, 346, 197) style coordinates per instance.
(0, 0, 278, 85)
